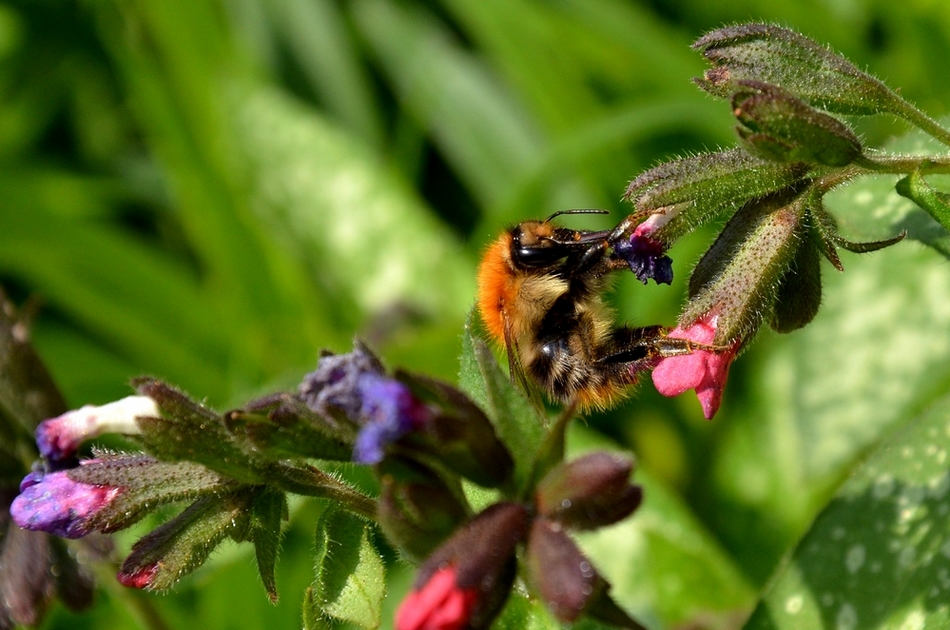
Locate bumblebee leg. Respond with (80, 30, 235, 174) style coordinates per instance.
(571, 240, 610, 276)
(597, 325, 724, 366)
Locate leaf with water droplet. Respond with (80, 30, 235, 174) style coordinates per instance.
(744, 391, 950, 630)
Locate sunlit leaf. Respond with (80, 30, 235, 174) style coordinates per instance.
(458, 310, 545, 495)
(307, 507, 385, 629)
(744, 392, 950, 630)
(230, 86, 475, 324)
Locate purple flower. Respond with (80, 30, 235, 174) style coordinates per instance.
(614, 219, 674, 285)
(299, 344, 435, 464)
(299, 345, 384, 419)
(353, 374, 431, 465)
(10, 465, 122, 539)
(35, 396, 152, 468)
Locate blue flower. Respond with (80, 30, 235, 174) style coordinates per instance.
(299, 345, 384, 419)
(614, 226, 674, 285)
(353, 374, 431, 465)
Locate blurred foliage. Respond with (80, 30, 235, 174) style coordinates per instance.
(3, 0, 950, 629)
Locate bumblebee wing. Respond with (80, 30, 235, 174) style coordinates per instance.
(503, 307, 546, 412)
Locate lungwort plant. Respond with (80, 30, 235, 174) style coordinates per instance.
(4, 22, 950, 630)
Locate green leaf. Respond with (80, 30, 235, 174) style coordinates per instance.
(896, 169, 950, 234)
(265, 0, 384, 148)
(824, 123, 950, 259)
(351, 0, 543, 211)
(0, 206, 231, 398)
(307, 506, 385, 630)
(744, 392, 950, 630)
(492, 591, 563, 630)
(246, 487, 288, 604)
(458, 310, 546, 496)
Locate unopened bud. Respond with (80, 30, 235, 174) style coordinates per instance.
(400, 502, 529, 630)
(376, 461, 469, 561)
(525, 518, 606, 623)
(535, 452, 642, 530)
(117, 489, 259, 592)
(396, 371, 514, 489)
(732, 81, 861, 166)
(685, 186, 811, 344)
(693, 23, 901, 116)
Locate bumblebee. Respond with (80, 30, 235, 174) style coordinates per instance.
(476, 210, 697, 410)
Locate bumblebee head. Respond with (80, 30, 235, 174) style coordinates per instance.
(509, 209, 610, 269)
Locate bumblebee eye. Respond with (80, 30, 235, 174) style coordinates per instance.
(513, 242, 568, 267)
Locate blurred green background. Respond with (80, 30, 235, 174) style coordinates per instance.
(4, 0, 950, 628)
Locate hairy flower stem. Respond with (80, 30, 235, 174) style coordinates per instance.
(854, 152, 950, 175)
(890, 102, 950, 148)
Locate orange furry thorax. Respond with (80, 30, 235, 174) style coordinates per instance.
(476, 233, 516, 344)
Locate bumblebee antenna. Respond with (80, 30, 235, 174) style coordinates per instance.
(544, 208, 610, 223)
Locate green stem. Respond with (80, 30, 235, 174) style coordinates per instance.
(889, 100, 950, 148)
(854, 151, 950, 175)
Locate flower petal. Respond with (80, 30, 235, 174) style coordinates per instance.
(11, 468, 122, 539)
(396, 566, 478, 630)
(651, 315, 737, 419)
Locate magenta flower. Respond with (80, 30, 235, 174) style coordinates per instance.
(35, 396, 153, 467)
(11, 466, 122, 539)
(396, 502, 528, 630)
(614, 217, 674, 285)
(651, 314, 738, 419)
(395, 565, 479, 630)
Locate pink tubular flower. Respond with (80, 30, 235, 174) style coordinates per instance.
(651, 314, 738, 419)
(10, 466, 122, 539)
(395, 565, 479, 630)
(35, 396, 153, 467)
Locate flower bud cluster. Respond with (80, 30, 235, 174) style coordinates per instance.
(9, 341, 516, 604)
(396, 452, 645, 629)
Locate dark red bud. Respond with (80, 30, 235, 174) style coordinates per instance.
(525, 518, 605, 622)
(535, 452, 643, 530)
